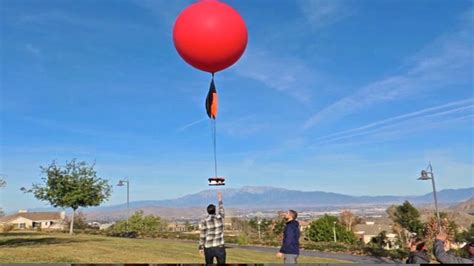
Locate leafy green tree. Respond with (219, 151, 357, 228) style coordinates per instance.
(249, 217, 272, 239)
(393, 201, 424, 236)
(273, 218, 286, 238)
(22, 160, 112, 235)
(306, 214, 357, 244)
(230, 217, 251, 233)
(184, 221, 194, 231)
(455, 223, 474, 242)
(370, 231, 389, 249)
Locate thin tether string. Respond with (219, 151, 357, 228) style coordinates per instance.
(211, 73, 218, 179)
(212, 118, 218, 178)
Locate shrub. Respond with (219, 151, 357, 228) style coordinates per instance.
(105, 211, 166, 238)
(2, 224, 14, 233)
(236, 233, 249, 245)
(305, 215, 357, 244)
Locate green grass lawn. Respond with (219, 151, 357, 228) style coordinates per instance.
(0, 232, 350, 263)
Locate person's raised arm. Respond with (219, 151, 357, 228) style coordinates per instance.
(217, 192, 224, 218)
(433, 231, 472, 264)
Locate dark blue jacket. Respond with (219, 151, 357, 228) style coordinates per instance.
(280, 220, 300, 255)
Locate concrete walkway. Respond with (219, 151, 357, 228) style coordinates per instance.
(227, 244, 396, 264)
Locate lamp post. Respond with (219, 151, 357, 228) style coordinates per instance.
(418, 162, 441, 231)
(258, 219, 262, 240)
(0, 175, 6, 216)
(117, 178, 130, 232)
(333, 221, 337, 242)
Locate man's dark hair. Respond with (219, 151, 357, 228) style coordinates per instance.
(289, 209, 298, 219)
(207, 204, 216, 215)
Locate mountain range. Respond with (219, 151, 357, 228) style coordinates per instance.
(20, 186, 473, 220)
(90, 186, 474, 211)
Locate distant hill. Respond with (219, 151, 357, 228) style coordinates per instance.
(21, 186, 473, 219)
(452, 197, 474, 213)
(88, 186, 474, 211)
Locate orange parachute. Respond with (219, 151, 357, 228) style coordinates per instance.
(205, 75, 225, 186)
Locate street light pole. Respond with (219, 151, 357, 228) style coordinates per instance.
(117, 178, 130, 233)
(418, 162, 441, 231)
(0, 174, 6, 188)
(258, 219, 261, 240)
(127, 180, 130, 228)
(0, 175, 6, 214)
(428, 163, 441, 228)
(333, 221, 337, 242)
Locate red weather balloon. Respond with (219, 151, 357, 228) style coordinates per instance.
(173, 0, 248, 73)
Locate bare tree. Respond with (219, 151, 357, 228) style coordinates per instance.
(339, 210, 360, 231)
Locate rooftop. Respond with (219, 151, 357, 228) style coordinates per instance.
(0, 211, 64, 223)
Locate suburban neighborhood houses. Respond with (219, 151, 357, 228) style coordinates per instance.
(354, 221, 398, 249)
(0, 210, 66, 230)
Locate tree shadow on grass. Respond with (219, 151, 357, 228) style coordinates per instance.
(0, 236, 105, 248)
(0, 232, 48, 237)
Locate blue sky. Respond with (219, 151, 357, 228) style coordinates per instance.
(1, 0, 473, 211)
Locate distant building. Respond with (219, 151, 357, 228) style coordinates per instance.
(0, 210, 66, 230)
(99, 222, 115, 230)
(224, 217, 233, 229)
(354, 221, 398, 250)
(167, 222, 187, 232)
(299, 220, 310, 232)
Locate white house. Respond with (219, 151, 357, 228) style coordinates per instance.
(0, 210, 66, 230)
(354, 221, 399, 250)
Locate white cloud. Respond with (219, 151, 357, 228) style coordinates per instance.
(316, 107, 472, 146)
(24, 43, 42, 58)
(219, 115, 272, 137)
(304, 23, 473, 129)
(177, 117, 208, 132)
(298, 0, 354, 29)
(132, 0, 191, 28)
(314, 99, 474, 144)
(233, 49, 318, 103)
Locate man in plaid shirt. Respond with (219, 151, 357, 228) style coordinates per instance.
(199, 192, 226, 264)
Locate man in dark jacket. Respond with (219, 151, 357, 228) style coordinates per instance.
(406, 241, 430, 264)
(276, 210, 300, 264)
(433, 231, 473, 264)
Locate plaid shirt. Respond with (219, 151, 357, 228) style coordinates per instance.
(199, 200, 225, 249)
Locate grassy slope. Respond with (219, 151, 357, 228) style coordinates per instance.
(0, 232, 350, 263)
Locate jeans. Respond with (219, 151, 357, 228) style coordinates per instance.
(284, 254, 298, 264)
(204, 246, 226, 264)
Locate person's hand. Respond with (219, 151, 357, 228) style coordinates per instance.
(436, 231, 448, 242)
(217, 191, 222, 201)
(199, 249, 204, 258)
(276, 252, 283, 258)
(444, 240, 451, 252)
